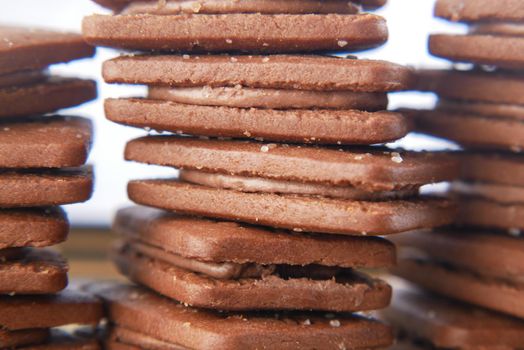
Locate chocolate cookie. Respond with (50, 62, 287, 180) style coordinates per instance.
(0, 168, 93, 207)
(451, 181, 524, 204)
(103, 55, 414, 92)
(0, 249, 67, 294)
(457, 197, 524, 230)
(114, 206, 396, 268)
(409, 108, 524, 152)
(429, 34, 524, 69)
(438, 99, 524, 121)
(435, 0, 524, 22)
(0, 329, 50, 349)
(381, 285, 524, 349)
(105, 98, 408, 145)
(0, 78, 97, 118)
(83, 13, 387, 53)
(0, 116, 92, 168)
(86, 281, 394, 350)
(392, 258, 524, 319)
(0, 208, 68, 250)
(417, 69, 524, 105)
(124, 137, 459, 191)
(0, 70, 46, 89)
(0, 26, 95, 76)
(112, 206, 394, 311)
(128, 179, 455, 236)
(461, 153, 524, 187)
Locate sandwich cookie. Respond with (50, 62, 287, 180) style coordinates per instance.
(435, 0, 524, 22)
(392, 230, 524, 319)
(0, 288, 103, 348)
(112, 206, 394, 311)
(82, 10, 388, 53)
(125, 137, 458, 236)
(409, 108, 524, 152)
(417, 69, 524, 106)
(0, 77, 97, 118)
(104, 55, 414, 145)
(452, 153, 524, 230)
(381, 285, 524, 349)
(0, 116, 92, 168)
(0, 167, 93, 208)
(0, 26, 95, 76)
(0, 249, 67, 294)
(86, 281, 394, 350)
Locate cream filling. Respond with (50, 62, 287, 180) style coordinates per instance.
(179, 169, 419, 201)
(148, 85, 388, 111)
(121, 0, 360, 15)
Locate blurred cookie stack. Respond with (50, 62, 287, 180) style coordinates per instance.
(0, 26, 102, 348)
(386, 0, 524, 348)
(83, 1, 458, 348)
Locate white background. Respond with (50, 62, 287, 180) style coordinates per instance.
(0, 0, 463, 226)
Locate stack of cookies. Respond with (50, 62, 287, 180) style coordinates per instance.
(386, 0, 524, 347)
(0, 26, 101, 348)
(83, 1, 458, 348)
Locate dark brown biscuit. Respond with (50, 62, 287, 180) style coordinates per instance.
(0, 26, 95, 76)
(417, 69, 524, 105)
(103, 55, 414, 92)
(0, 77, 97, 118)
(392, 258, 524, 319)
(0, 208, 68, 250)
(0, 329, 49, 349)
(0, 116, 92, 168)
(179, 170, 418, 200)
(435, 0, 524, 22)
(120, 0, 361, 15)
(82, 13, 387, 53)
(393, 230, 524, 283)
(461, 153, 524, 187)
(0, 288, 103, 330)
(86, 281, 394, 350)
(410, 108, 524, 152)
(0, 70, 47, 89)
(438, 99, 524, 121)
(381, 286, 524, 349)
(128, 180, 456, 236)
(0, 248, 67, 294)
(0, 168, 93, 208)
(124, 136, 459, 191)
(429, 34, 524, 69)
(147, 85, 389, 110)
(115, 206, 396, 268)
(105, 98, 409, 145)
(451, 181, 524, 204)
(114, 243, 392, 312)
(457, 197, 524, 230)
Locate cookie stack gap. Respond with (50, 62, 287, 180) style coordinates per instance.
(388, 0, 524, 346)
(0, 26, 102, 348)
(82, 1, 458, 348)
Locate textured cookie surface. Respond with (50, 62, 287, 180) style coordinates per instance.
(0, 116, 92, 168)
(106, 98, 409, 145)
(381, 286, 524, 349)
(85, 281, 394, 350)
(0, 26, 95, 75)
(435, 0, 524, 22)
(115, 206, 396, 268)
(0, 78, 97, 118)
(0, 168, 93, 207)
(429, 34, 524, 69)
(103, 55, 414, 92)
(0, 249, 67, 294)
(0, 208, 68, 250)
(128, 180, 456, 236)
(83, 13, 387, 53)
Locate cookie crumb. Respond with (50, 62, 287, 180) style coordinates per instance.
(354, 155, 363, 160)
(260, 145, 269, 152)
(243, 131, 252, 137)
(302, 319, 311, 326)
(3, 127, 9, 131)
(337, 40, 348, 47)
(182, 54, 190, 59)
(225, 39, 233, 44)
(230, 57, 238, 62)
(391, 152, 403, 163)
(329, 320, 341, 327)
(262, 57, 270, 62)
(509, 228, 521, 237)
